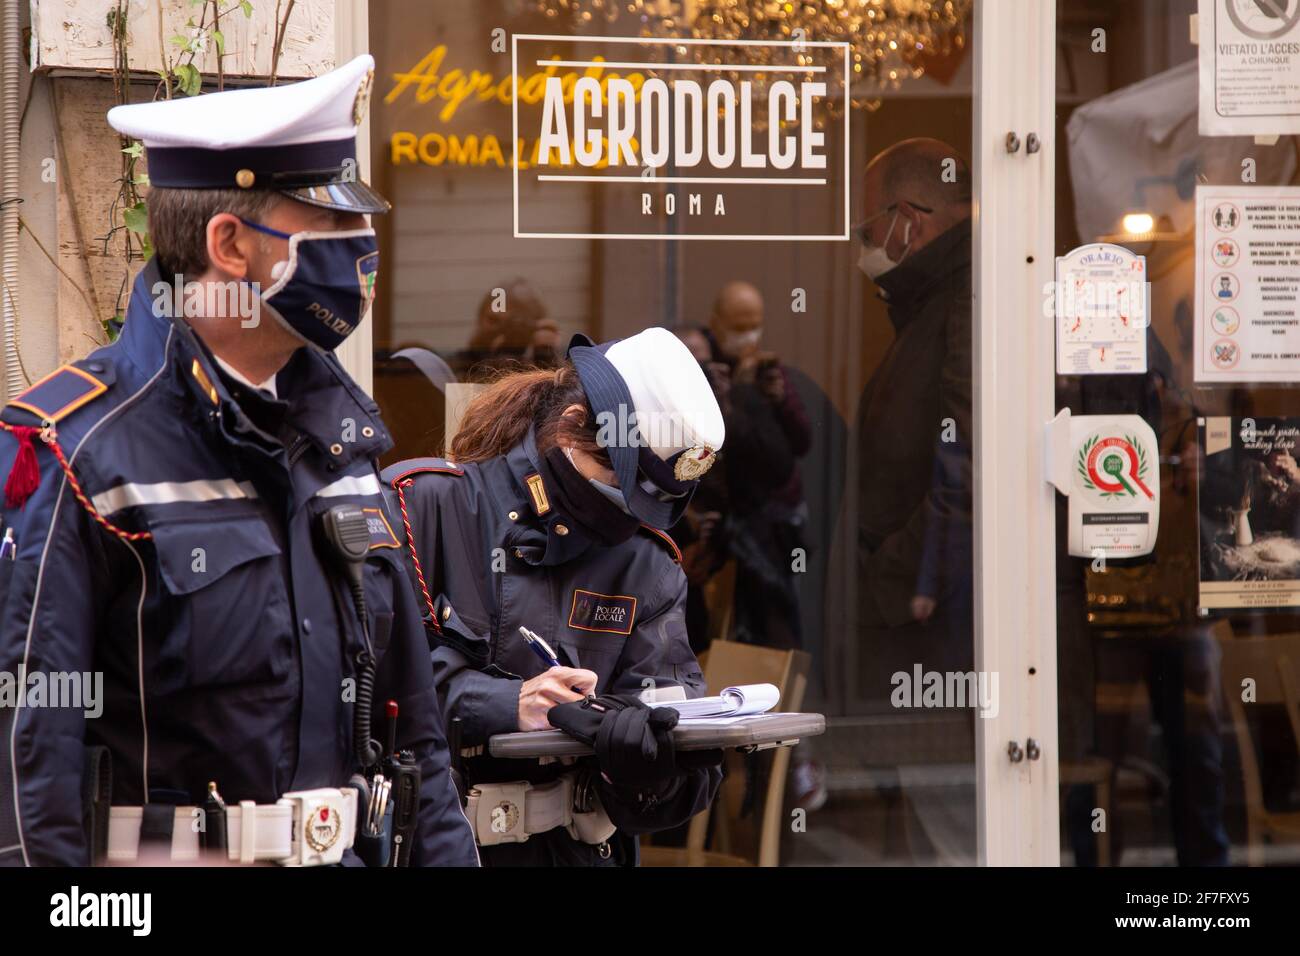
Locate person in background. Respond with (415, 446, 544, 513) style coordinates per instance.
(855, 137, 974, 671)
(706, 285, 832, 816)
(461, 278, 561, 376)
(854, 137, 974, 861)
(377, 278, 559, 464)
(706, 281, 812, 650)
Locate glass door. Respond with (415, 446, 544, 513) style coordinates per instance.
(367, 0, 1016, 864)
(1053, 0, 1300, 867)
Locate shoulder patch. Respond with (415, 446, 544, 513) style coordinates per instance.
(362, 505, 401, 550)
(381, 457, 464, 488)
(638, 525, 683, 564)
(4, 364, 109, 425)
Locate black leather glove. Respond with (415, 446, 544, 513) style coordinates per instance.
(548, 694, 680, 788)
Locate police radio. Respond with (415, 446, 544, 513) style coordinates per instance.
(321, 504, 422, 866)
(320, 504, 383, 770)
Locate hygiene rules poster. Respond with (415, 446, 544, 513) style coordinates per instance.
(1199, 415, 1300, 610)
(1194, 185, 1300, 383)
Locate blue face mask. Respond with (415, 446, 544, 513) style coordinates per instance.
(240, 218, 379, 351)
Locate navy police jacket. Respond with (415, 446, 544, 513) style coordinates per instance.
(0, 260, 477, 867)
(383, 433, 722, 839)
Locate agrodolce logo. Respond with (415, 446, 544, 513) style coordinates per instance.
(511, 35, 850, 240)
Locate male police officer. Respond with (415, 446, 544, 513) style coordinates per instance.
(0, 56, 477, 866)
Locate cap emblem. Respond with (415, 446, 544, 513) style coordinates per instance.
(673, 446, 715, 482)
(235, 168, 255, 189)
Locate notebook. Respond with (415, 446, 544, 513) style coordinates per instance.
(652, 683, 781, 721)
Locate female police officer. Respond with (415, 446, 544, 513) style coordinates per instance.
(383, 327, 725, 865)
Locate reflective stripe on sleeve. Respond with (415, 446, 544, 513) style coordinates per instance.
(91, 478, 257, 516)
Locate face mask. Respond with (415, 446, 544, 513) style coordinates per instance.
(719, 328, 762, 357)
(563, 446, 632, 515)
(543, 446, 640, 546)
(856, 212, 912, 280)
(241, 219, 379, 351)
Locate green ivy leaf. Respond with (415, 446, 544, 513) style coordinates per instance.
(240, 0, 254, 17)
(212, 29, 225, 55)
(170, 33, 190, 49)
(133, 172, 150, 188)
(121, 141, 144, 159)
(123, 202, 149, 236)
(175, 63, 203, 96)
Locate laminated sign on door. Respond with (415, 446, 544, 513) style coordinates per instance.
(1046, 409, 1160, 560)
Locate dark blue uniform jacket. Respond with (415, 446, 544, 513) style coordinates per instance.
(0, 260, 477, 866)
(383, 433, 722, 849)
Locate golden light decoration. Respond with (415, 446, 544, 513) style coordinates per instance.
(529, 0, 972, 108)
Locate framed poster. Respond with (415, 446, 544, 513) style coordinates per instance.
(1199, 415, 1300, 610)
(1194, 184, 1300, 383)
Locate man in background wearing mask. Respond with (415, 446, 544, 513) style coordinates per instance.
(854, 139, 974, 763)
(706, 281, 811, 649)
(0, 57, 477, 866)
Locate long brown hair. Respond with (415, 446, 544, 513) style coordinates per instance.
(449, 363, 612, 465)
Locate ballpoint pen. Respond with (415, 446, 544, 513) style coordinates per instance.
(519, 627, 595, 701)
(518, 626, 561, 668)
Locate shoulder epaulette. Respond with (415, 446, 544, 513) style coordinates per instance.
(638, 525, 683, 564)
(381, 457, 464, 488)
(2, 362, 111, 427)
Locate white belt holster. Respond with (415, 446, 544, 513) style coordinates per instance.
(466, 773, 616, 847)
(106, 787, 358, 866)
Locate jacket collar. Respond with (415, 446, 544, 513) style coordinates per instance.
(121, 259, 391, 466)
(500, 430, 596, 566)
(873, 216, 972, 325)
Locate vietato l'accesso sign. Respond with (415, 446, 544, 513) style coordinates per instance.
(511, 34, 851, 241)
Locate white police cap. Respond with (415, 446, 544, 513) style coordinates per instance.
(606, 328, 725, 471)
(106, 54, 388, 213)
(568, 327, 725, 528)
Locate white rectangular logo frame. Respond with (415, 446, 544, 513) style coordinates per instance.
(511, 34, 852, 241)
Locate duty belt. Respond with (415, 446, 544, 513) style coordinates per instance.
(105, 788, 358, 866)
(466, 771, 616, 848)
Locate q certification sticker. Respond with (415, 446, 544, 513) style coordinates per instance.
(1072, 425, 1160, 559)
(1046, 409, 1160, 560)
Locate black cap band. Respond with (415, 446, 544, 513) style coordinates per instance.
(145, 137, 356, 189)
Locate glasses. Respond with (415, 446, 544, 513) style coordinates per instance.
(852, 201, 934, 245)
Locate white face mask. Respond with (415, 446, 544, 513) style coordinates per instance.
(857, 211, 912, 280)
(719, 328, 762, 356)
